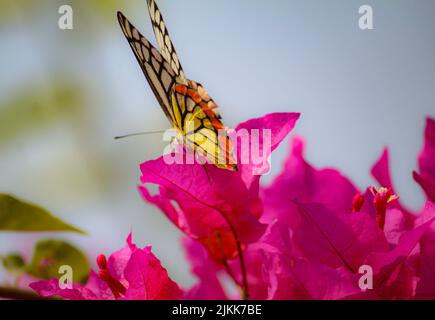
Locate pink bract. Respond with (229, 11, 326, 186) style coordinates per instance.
(28, 114, 435, 300)
(139, 113, 300, 263)
(414, 118, 435, 202)
(30, 234, 183, 300)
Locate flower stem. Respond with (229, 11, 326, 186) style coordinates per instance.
(219, 215, 249, 300)
(235, 239, 249, 300)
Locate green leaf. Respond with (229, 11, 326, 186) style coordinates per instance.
(0, 194, 86, 234)
(0, 83, 83, 148)
(1, 253, 25, 273)
(26, 239, 90, 284)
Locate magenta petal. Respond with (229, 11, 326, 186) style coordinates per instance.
(223, 222, 295, 300)
(258, 223, 365, 300)
(384, 208, 412, 245)
(235, 112, 300, 187)
(139, 159, 266, 248)
(284, 202, 388, 271)
(365, 218, 435, 299)
(30, 234, 184, 300)
(267, 258, 363, 300)
(246, 222, 294, 300)
(371, 148, 394, 190)
(235, 113, 300, 153)
(415, 202, 435, 298)
(413, 118, 435, 201)
(139, 164, 264, 264)
(108, 233, 136, 277)
(262, 137, 359, 224)
(418, 118, 435, 181)
(183, 238, 228, 300)
(123, 246, 183, 300)
(84, 271, 114, 300)
(414, 171, 435, 202)
(106, 232, 137, 284)
(138, 113, 300, 262)
(371, 148, 414, 214)
(29, 273, 104, 300)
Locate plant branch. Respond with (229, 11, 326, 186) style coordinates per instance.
(216, 211, 249, 300)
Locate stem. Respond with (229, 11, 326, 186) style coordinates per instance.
(235, 239, 249, 300)
(0, 286, 52, 300)
(214, 223, 249, 299)
(217, 212, 249, 300)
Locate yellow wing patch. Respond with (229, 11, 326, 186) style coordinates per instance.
(172, 81, 237, 171)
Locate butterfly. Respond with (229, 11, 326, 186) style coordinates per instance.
(117, 0, 238, 171)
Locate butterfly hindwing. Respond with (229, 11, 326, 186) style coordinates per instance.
(117, 11, 177, 121)
(172, 82, 237, 171)
(188, 80, 222, 119)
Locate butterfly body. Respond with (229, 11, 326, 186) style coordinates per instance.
(117, 0, 237, 171)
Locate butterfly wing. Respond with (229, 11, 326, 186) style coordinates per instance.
(146, 1, 223, 120)
(146, 0, 186, 82)
(117, 11, 177, 122)
(119, 6, 236, 171)
(188, 80, 222, 120)
(172, 82, 237, 171)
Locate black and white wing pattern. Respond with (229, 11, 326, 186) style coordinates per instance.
(117, 11, 177, 121)
(117, 4, 237, 171)
(146, 0, 186, 82)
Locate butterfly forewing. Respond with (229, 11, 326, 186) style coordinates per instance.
(117, 11, 177, 122)
(147, 0, 186, 82)
(118, 4, 237, 171)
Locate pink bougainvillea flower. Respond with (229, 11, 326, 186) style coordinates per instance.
(414, 117, 435, 202)
(275, 202, 389, 272)
(364, 218, 435, 299)
(369, 186, 400, 230)
(254, 129, 435, 300)
(371, 148, 413, 215)
(30, 234, 183, 300)
(234, 113, 301, 188)
(414, 201, 435, 298)
(139, 113, 299, 263)
(228, 222, 373, 300)
(265, 254, 366, 300)
(139, 154, 264, 264)
(182, 237, 228, 300)
(260, 137, 388, 269)
(368, 148, 419, 244)
(122, 246, 182, 300)
(357, 187, 410, 246)
(261, 136, 359, 225)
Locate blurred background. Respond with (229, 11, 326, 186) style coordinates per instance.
(0, 0, 434, 288)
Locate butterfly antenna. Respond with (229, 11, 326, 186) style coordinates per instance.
(114, 130, 167, 140)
